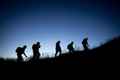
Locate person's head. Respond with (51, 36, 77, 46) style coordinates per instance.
(23, 45, 27, 49)
(71, 41, 74, 44)
(57, 41, 61, 43)
(86, 37, 88, 40)
(37, 42, 40, 45)
(83, 37, 88, 41)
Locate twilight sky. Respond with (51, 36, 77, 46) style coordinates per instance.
(0, 0, 120, 58)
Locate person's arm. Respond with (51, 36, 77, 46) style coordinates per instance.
(23, 53, 27, 57)
(38, 45, 41, 48)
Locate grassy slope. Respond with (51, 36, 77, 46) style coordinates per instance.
(0, 36, 120, 64)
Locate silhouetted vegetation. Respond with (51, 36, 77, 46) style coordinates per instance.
(0, 36, 120, 64)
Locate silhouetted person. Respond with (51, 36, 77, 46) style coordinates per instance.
(32, 42, 41, 60)
(55, 41, 62, 57)
(82, 37, 89, 51)
(67, 41, 74, 53)
(16, 45, 27, 62)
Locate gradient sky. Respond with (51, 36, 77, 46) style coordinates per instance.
(0, 0, 120, 58)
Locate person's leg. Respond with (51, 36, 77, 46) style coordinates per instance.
(55, 50, 58, 57)
(83, 45, 86, 50)
(33, 52, 36, 60)
(36, 53, 40, 60)
(69, 49, 72, 53)
(18, 55, 23, 62)
(84, 45, 88, 50)
(59, 50, 62, 56)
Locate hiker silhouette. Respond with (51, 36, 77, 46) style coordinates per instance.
(16, 45, 27, 62)
(55, 41, 62, 57)
(82, 37, 89, 51)
(67, 41, 74, 53)
(32, 42, 41, 60)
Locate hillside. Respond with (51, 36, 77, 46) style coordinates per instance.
(0, 36, 120, 64)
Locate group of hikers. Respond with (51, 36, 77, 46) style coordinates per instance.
(16, 42, 41, 62)
(16, 37, 89, 62)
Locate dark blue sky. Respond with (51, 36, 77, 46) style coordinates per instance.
(0, 0, 120, 58)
